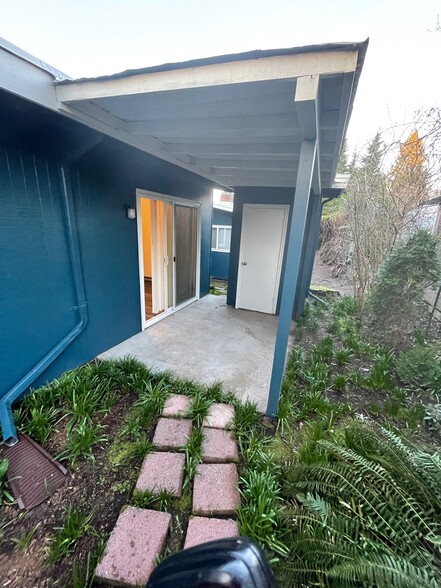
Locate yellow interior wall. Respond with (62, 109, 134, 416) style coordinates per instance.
(141, 199, 152, 277)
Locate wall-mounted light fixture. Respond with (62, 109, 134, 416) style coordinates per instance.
(125, 205, 136, 220)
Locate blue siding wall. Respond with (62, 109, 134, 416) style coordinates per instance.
(227, 187, 296, 312)
(213, 208, 233, 226)
(1, 145, 77, 393)
(199, 201, 212, 295)
(0, 91, 213, 402)
(210, 207, 232, 280)
(211, 252, 230, 281)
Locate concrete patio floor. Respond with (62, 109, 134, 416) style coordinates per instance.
(99, 295, 294, 412)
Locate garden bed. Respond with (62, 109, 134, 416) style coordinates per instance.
(0, 361, 254, 587)
(2, 295, 441, 587)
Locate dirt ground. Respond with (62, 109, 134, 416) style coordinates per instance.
(0, 393, 148, 588)
(311, 253, 353, 296)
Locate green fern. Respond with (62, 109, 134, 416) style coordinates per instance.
(329, 554, 439, 588)
(277, 420, 441, 587)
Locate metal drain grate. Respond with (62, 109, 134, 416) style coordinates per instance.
(0, 434, 67, 510)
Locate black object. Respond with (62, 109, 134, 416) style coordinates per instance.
(146, 537, 276, 588)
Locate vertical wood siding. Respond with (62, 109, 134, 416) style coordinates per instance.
(0, 95, 213, 401)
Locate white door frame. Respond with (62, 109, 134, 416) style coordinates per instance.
(136, 189, 201, 330)
(236, 203, 289, 314)
(150, 199, 167, 314)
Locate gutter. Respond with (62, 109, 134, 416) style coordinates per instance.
(0, 138, 101, 445)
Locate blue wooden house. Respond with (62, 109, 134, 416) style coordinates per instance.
(0, 38, 367, 443)
(210, 204, 233, 281)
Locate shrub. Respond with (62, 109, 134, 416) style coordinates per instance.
(396, 344, 441, 392)
(365, 230, 441, 349)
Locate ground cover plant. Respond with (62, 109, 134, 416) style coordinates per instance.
(0, 359, 262, 587)
(255, 295, 441, 587)
(2, 282, 441, 586)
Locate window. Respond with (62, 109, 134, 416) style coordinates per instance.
(211, 225, 231, 252)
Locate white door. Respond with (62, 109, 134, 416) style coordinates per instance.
(236, 204, 289, 314)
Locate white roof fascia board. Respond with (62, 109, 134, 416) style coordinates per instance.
(0, 37, 70, 81)
(295, 75, 320, 194)
(55, 50, 358, 103)
(0, 45, 59, 110)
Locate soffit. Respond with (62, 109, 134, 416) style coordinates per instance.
(54, 44, 367, 189)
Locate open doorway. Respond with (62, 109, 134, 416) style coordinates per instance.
(139, 198, 173, 321)
(137, 191, 200, 329)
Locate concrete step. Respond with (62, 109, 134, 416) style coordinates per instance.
(135, 452, 185, 497)
(153, 417, 192, 451)
(203, 403, 235, 430)
(95, 506, 171, 587)
(201, 427, 239, 463)
(193, 463, 240, 516)
(162, 394, 191, 418)
(184, 516, 239, 549)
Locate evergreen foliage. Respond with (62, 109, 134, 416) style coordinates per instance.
(396, 344, 441, 392)
(365, 230, 440, 349)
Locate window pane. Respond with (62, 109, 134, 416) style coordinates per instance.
(211, 227, 217, 248)
(224, 228, 231, 252)
(218, 227, 226, 249)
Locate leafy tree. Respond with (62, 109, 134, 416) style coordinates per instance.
(345, 133, 395, 302)
(388, 130, 429, 234)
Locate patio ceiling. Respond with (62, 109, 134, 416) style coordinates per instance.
(55, 42, 368, 190)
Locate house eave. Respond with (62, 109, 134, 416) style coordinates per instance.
(0, 38, 368, 192)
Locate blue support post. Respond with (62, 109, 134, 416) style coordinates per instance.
(292, 192, 317, 319)
(293, 193, 322, 319)
(266, 138, 317, 416)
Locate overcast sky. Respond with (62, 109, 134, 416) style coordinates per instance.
(1, 0, 440, 152)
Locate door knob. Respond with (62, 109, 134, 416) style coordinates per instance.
(241, 261, 248, 265)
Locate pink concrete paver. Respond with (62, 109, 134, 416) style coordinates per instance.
(203, 403, 235, 430)
(95, 507, 170, 587)
(193, 463, 240, 516)
(201, 427, 239, 463)
(162, 394, 191, 418)
(153, 418, 192, 450)
(184, 516, 239, 549)
(135, 452, 185, 497)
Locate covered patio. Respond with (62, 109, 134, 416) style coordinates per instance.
(99, 295, 294, 412)
(53, 42, 366, 415)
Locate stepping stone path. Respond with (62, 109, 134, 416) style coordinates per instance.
(202, 428, 239, 463)
(136, 452, 185, 497)
(203, 403, 235, 429)
(193, 463, 240, 516)
(96, 396, 241, 586)
(162, 393, 191, 417)
(153, 417, 192, 450)
(184, 516, 239, 549)
(95, 507, 171, 586)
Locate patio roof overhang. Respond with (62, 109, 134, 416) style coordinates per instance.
(53, 42, 368, 191)
(0, 39, 368, 423)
